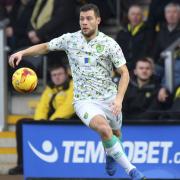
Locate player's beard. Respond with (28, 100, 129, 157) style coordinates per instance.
(82, 28, 96, 38)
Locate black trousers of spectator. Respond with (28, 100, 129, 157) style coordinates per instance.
(16, 118, 40, 167)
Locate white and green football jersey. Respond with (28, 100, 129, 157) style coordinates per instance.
(48, 31, 126, 101)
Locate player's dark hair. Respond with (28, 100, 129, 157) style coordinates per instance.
(80, 3, 100, 17)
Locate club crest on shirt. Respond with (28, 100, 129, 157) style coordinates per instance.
(84, 112, 89, 119)
(96, 44, 104, 53)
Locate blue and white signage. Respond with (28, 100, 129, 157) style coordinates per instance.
(23, 124, 180, 179)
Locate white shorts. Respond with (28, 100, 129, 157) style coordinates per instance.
(74, 96, 122, 130)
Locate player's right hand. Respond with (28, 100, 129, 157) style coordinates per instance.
(9, 52, 23, 68)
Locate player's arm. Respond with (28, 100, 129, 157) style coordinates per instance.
(116, 64, 129, 103)
(111, 64, 129, 116)
(9, 33, 69, 68)
(108, 37, 129, 115)
(9, 43, 49, 68)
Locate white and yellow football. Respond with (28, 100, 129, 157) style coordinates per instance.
(12, 67, 38, 93)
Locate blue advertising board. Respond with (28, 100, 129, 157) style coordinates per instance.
(23, 124, 180, 179)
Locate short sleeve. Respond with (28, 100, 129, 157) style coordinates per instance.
(108, 39, 126, 68)
(48, 33, 70, 51)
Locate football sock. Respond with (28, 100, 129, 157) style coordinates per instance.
(103, 135, 135, 174)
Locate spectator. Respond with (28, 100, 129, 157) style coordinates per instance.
(116, 4, 153, 71)
(153, 2, 180, 76)
(153, 3, 180, 105)
(5, 0, 35, 51)
(119, 0, 144, 25)
(0, 0, 16, 21)
(27, 0, 79, 65)
(0, 0, 15, 14)
(147, 0, 180, 33)
(8, 63, 75, 175)
(28, 0, 78, 44)
(118, 58, 169, 120)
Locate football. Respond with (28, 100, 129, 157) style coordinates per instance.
(12, 67, 38, 93)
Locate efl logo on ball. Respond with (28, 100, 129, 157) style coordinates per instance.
(12, 67, 38, 93)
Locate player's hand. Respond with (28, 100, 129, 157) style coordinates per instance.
(9, 52, 23, 68)
(110, 96, 122, 116)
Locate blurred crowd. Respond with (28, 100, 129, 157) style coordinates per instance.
(115, 0, 180, 121)
(0, 0, 180, 122)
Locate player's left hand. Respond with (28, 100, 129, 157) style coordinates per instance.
(110, 96, 122, 116)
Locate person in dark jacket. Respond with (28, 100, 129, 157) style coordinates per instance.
(151, 3, 180, 105)
(147, 0, 180, 33)
(27, 0, 79, 65)
(5, 0, 35, 51)
(116, 4, 153, 71)
(27, 0, 78, 44)
(121, 58, 169, 120)
(153, 2, 180, 66)
(0, 0, 15, 14)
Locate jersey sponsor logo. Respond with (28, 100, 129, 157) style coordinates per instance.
(84, 57, 90, 64)
(28, 140, 58, 163)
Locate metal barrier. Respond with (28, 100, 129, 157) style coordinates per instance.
(0, 19, 9, 131)
(161, 38, 180, 92)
